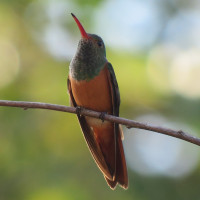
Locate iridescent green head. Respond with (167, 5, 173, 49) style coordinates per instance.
(70, 13, 107, 81)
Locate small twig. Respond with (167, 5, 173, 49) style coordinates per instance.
(0, 100, 200, 146)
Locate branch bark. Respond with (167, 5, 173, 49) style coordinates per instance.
(0, 100, 200, 146)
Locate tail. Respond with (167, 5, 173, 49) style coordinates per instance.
(105, 126, 128, 190)
(86, 120, 128, 189)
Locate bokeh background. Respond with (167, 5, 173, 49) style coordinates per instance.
(1, 0, 200, 199)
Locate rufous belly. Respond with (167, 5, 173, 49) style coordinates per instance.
(69, 67, 113, 127)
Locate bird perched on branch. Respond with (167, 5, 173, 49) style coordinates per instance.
(67, 13, 128, 189)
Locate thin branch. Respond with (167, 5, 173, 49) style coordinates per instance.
(0, 100, 200, 146)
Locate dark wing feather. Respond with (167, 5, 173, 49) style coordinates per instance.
(106, 62, 121, 140)
(67, 77, 113, 180)
(106, 63, 128, 189)
(106, 63, 120, 117)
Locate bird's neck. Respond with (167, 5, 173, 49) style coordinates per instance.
(69, 51, 107, 81)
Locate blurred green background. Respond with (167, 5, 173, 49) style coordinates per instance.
(1, 0, 200, 199)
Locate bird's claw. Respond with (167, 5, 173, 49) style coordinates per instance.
(76, 106, 82, 116)
(99, 112, 107, 122)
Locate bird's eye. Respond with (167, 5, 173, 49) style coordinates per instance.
(97, 41, 103, 47)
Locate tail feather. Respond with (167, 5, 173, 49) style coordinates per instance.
(116, 131, 128, 189)
(105, 176, 117, 190)
(105, 128, 128, 189)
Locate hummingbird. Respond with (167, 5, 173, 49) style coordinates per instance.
(67, 13, 128, 189)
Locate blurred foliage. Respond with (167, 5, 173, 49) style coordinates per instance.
(0, 0, 200, 200)
(73, 0, 104, 6)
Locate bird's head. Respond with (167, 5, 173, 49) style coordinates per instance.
(71, 13, 106, 59)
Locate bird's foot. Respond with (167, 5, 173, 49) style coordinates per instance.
(75, 106, 82, 116)
(99, 112, 107, 122)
